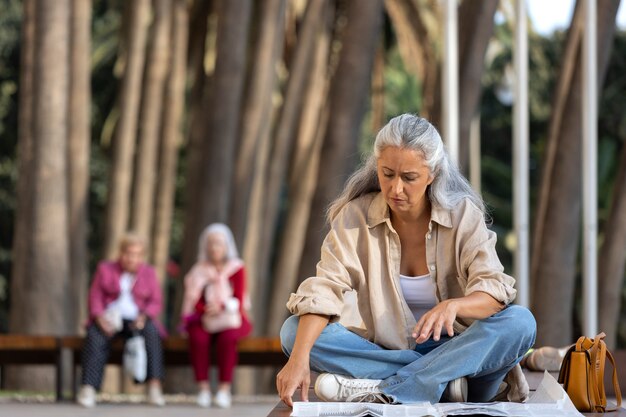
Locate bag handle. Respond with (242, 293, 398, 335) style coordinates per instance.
(585, 332, 622, 412)
(604, 346, 622, 411)
(578, 334, 604, 412)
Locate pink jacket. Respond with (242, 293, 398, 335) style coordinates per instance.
(88, 260, 166, 336)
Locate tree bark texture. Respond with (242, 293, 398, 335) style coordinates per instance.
(456, 0, 498, 174)
(103, 0, 150, 258)
(180, 0, 213, 278)
(230, 0, 286, 247)
(266, 5, 333, 336)
(67, 0, 92, 333)
(384, 0, 439, 124)
(152, 0, 189, 290)
(298, 0, 384, 283)
(371, 40, 385, 134)
(10, 0, 36, 334)
(531, 1, 620, 347)
(7, 0, 72, 391)
(31, 0, 71, 336)
(598, 143, 626, 349)
(197, 0, 252, 227)
(132, 0, 172, 242)
(244, 0, 329, 325)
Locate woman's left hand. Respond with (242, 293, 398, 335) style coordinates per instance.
(412, 299, 458, 344)
(204, 303, 222, 316)
(132, 314, 147, 331)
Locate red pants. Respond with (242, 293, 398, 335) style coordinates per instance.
(187, 319, 252, 383)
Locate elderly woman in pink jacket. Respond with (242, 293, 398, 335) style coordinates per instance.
(77, 233, 166, 408)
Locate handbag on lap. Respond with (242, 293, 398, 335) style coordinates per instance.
(557, 332, 622, 412)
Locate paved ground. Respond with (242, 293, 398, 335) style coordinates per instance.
(0, 395, 278, 417)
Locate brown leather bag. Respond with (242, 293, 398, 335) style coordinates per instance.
(557, 332, 622, 412)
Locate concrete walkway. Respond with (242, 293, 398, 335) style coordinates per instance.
(0, 395, 277, 417)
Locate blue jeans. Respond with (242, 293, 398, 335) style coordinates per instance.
(280, 305, 536, 404)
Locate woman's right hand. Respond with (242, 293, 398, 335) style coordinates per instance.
(95, 315, 115, 337)
(276, 356, 311, 407)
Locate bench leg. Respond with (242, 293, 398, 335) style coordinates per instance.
(56, 349, 63, 401)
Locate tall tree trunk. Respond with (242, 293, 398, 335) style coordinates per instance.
(267, 7, 333, 335)
(10, 0, 36, 335)
(180, 0, 213, 278)
(8, 0, 71, 390)
(186, 0, 212, 81)
(131, 0, 172, 242)
(384, 0, 439, 122)
(103, 0, 150, 259)
(456, 0, 498, 174)
(67, 0, 91, 334)
(298, 0, 384, 282)
(196, 0, 251, 227)
(371, 39, 385, 133)
(229, 0, 286, 247)
(531, 1, 620, 347)
(243, 0, 328, 325)
(152, 0, 189, 290)
(598, 143, 626, 349)
(531, 4, 583, 297)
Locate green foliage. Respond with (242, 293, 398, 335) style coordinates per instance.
(0, 0, 23, 332)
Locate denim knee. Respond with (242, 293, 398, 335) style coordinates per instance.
(500, 305, 537, 349)
(279, 315, 300, 355)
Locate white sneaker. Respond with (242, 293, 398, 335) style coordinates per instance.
(442, 377, 468, 402)
(197, 389, 211, 408)
(214, 389, 232, 408)
(148, 384, 166, 407)
(314, 373, 389, 403)
(77, 384, 96, 408)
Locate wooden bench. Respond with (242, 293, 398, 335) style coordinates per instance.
(0, 335, 64, 400)
(0, 334, 285, 402)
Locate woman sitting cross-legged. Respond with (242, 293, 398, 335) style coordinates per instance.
(276, 114, 536, 406)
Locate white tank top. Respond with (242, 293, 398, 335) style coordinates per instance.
(399, 273, 437, 322)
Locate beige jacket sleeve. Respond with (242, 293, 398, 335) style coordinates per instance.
(457, 202, 517, 304)
(286, 206, 362, 322)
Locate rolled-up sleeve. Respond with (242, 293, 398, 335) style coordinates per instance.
(286, 210, 360, 322)
(459, 208, 517, 305)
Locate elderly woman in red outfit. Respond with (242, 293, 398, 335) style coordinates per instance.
(181, 223, 252, 408)
(77, 233, 166, 408)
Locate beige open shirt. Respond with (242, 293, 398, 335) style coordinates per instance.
(287, 192, 517, 351)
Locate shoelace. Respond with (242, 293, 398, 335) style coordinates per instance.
(345, 391, 392, 404)
(337, 377, 383, 400)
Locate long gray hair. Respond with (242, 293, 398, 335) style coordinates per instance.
(327, 114, 485, 222)
(197, 223, 240, 263)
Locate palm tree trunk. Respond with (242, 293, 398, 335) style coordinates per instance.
(67, 0, 91, 334)
(243, 0, 328, 323)
(8, 0, 72, 390)
(152, 0, 189, 291)
(457, 0, 498, 174)
(267, 7, 333, 335)
(298, 0, 384, 282)
(598, 143, 626, 349)
(10, 0, 36, 335)
(131, 0, 172, 242)
(103, 0, 150, 258)
(179, 0, 213, 277)
(230, 0, 286, 247)
(371, 40, 385, 133)
(196, 0, 252, 226)
(385, 0, 440, 124)
(531, 1, 620, 346)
